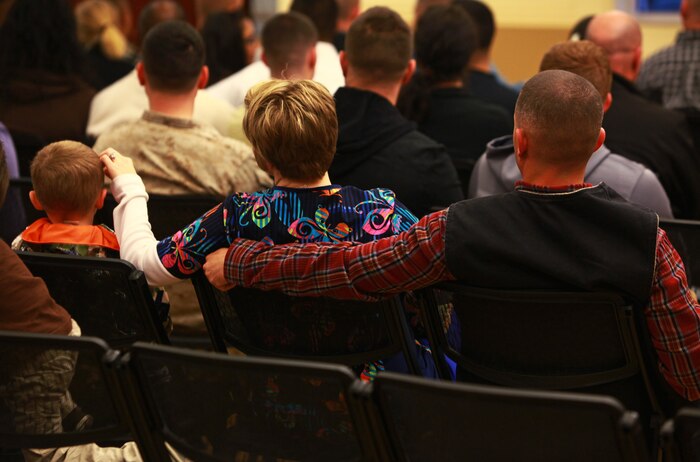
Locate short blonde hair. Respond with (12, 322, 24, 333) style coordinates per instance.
(75, 0, 129, 60)
(243, 79, 337, 182)
(31, 141, 104, 214)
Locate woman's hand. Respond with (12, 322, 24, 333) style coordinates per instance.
(99, 148, 136, 179)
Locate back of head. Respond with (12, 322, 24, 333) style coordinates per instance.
(138, 0, 185, 45)
(31, 141, 104, 215)
(141, 20, 205, 93)
(414, 0, 450, 23)
(290, 0, 337, 43)
(202, 11, 248, 85)
(0, 0, 83, 77)
(262, 13, 317, 76)
(453, 0, 495, 51)
(345, 7, 412, 84)
(586, 10, 641, 55)
(75, 0, 129, 60)
(415, 5, 477, 82)
(243, 79, 337, 182)
(516, 70, 603, 164)
(540, 41, 612, 100)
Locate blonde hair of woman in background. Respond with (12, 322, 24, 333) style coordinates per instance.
(75, 0, 130, 60)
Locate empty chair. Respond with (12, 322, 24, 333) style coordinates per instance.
(662, 408, 700, 462)
(417, 283, 680, 445)
(121, 342, 376, 462)
(362, 372, 650, 462)
(17, 252, 169, 347)
(192, 275, 424, 377)
(660, 218, 700, 289)
(0, 331, 156, 460)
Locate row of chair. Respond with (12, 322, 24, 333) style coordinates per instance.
(2, 330, 685, 462)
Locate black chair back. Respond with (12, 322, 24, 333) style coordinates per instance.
(9, 130, 45, 178)
(361, 372, 650, 462)
(17, 252, 169, 348)
(417, 283, 667, 443)
(0, 331, 154, 458)
(660, 218, 700, 288)
(662, 408, 700, 462)
(144, 194, 221, 239)
(122, 342, 375, 462)
(192, 275, 421, 374)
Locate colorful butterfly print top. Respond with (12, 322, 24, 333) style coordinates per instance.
(156, 185, 418, 278)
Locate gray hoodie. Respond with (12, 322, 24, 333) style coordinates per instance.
(468, 135, 673, 218)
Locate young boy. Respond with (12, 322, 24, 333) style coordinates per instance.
(12, 140, 118, 256)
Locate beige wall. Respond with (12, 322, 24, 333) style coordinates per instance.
(278, 0, 681, 82)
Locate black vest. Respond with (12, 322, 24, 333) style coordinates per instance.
(445, 184, 659, 308)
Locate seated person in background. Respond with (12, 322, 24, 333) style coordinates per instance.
(101, 79, 434, 379)
(469, 40, 674, 218)
(93, 19, 270, 335)
(455, 0, 520, 115)
(12, 141, 117, 257)
(330, 6, 463, 218)
(209, 70, 700, 404)
(202, 10, 258, 86)
(397, 4, 512, 192)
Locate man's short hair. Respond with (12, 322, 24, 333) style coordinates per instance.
(138, 0, 185, 43)
(515, 70, 603, 163)
(30, 141, 104, 214)
(0, 141, 7, 208)
(243, 80, 337, 182)
(262, 12, 317, 72)
(453, 0, 495, 51)
(290, 0, 337, 43)
(141, 20, 205, 93)
(345, 7, 412, 84)
(540, 41, 612, 100)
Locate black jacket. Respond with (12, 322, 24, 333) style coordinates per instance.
(330, 87, 464, 217)
(603, 74, 700, 219)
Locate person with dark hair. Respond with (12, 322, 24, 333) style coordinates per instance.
(329, 6, 463, 217)
(469, 40, 673, 218)
(208, 0, 344, 107)
(397, 4, 512, 193)
(569, 14, 594, 41)
(202, 11, 258, 86)
(229, 12, 319, 143)
(587, 10, 700, 219)
(87, 0, 236, 138)
(94, 20, 270, 335)
(206, 69, 700, 411)
(0, 0, 95, 143)
(454, 0, 520, 115)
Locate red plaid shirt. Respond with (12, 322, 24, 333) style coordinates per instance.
(224, 209, 700, 401)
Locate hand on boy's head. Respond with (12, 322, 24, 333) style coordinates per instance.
(204, 248, 236, 291)
(98, 148, 136, 179)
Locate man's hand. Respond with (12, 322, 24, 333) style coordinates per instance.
(99, 148, 137, 179)
(204, 248, 236, 291)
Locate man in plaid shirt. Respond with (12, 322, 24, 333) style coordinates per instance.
(204, 70, 700, 403)
(638, 0, 700, 110)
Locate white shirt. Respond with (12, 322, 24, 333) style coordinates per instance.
(207, 42, 345, 108)
(86, 70, 236, 138)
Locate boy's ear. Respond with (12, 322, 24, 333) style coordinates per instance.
(29, 191, 44, 211)
(95, 189, 108, 210)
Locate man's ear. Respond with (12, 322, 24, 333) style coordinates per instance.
(29, 190, 44, 211)
(594, 127, 606, 152)
(631, 46, 643, 77)
(514, 128, 528, 161)
(262, 50, 268, 67)
(95, 189, 108, 210)
(307, 46, 317, 73)
(339, 50, 349, 77)
(603, 92, 613, 113)
(136, 61, 147, 86)
(401, 59, 416, 86)
(197, 66, 209, 89)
